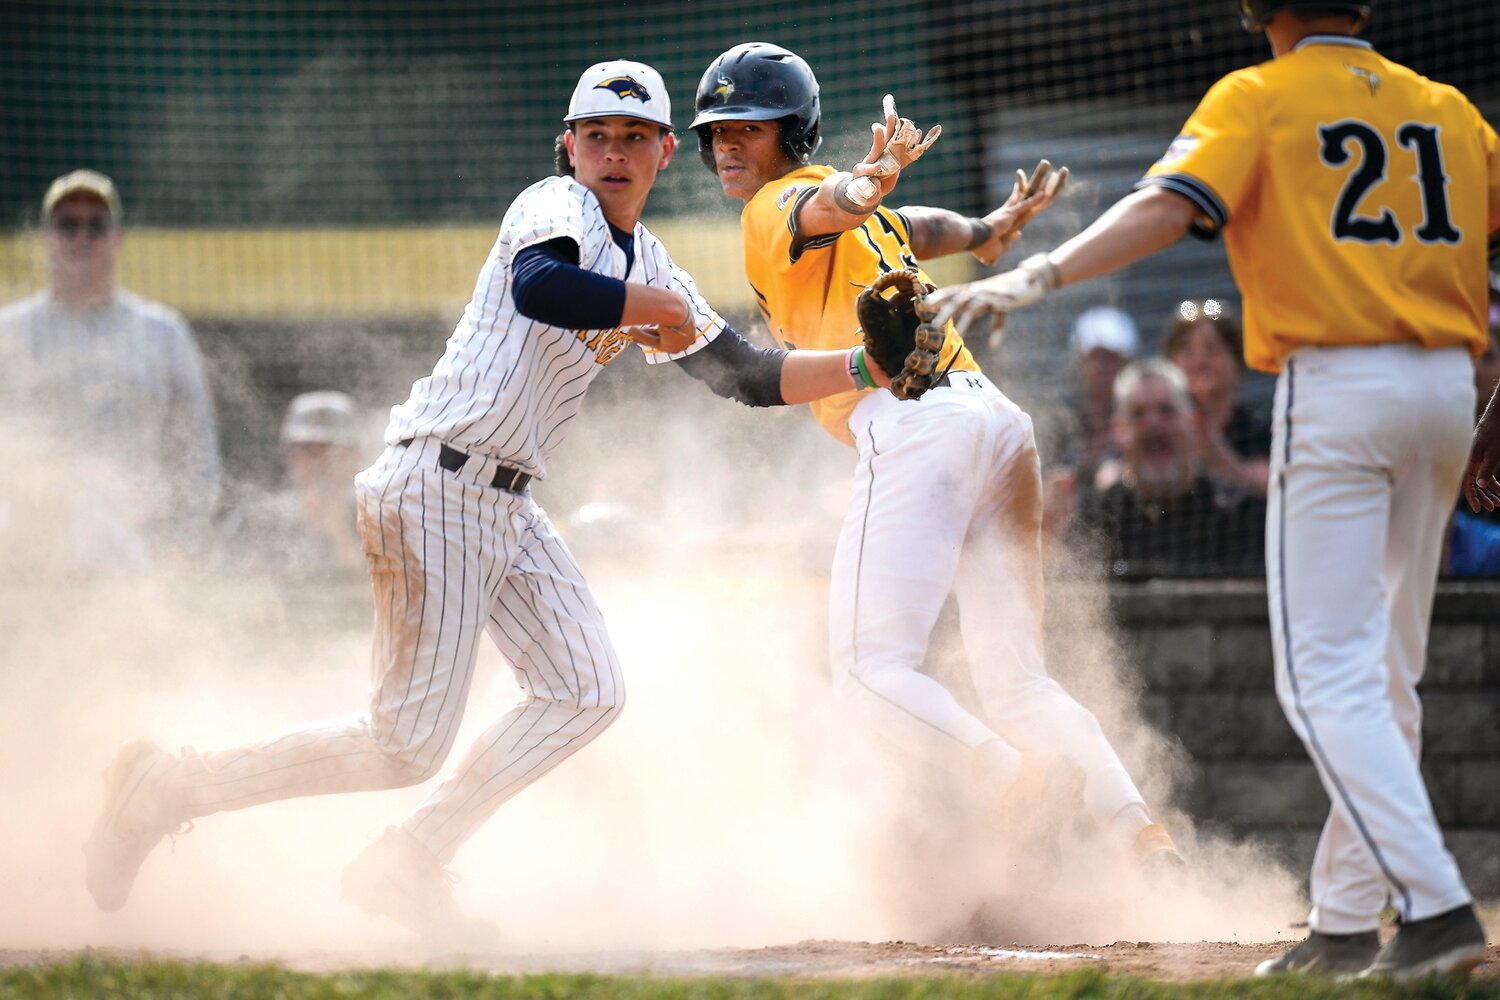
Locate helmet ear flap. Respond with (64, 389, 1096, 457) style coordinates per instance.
(786, 118, 821, 164)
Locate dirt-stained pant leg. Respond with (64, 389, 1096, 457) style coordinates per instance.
(954, 394, 1145, 824)
(829, 384, 1009, 771)
(830, 373, 1147, 825)
(1268, 344, 1474, 932)
(168, 443, 513, 819)
(402, 507, 624, 865)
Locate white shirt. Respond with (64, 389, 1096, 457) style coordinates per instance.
(385, 176, 722, 479)
(0, 288, 221, 546)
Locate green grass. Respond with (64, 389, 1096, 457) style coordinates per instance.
(1, 959, 1498, 1000)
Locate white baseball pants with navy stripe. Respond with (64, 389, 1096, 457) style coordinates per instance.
(830, 372, 1146, 825)
(1267, 343, 1474, 932)
(168, 437, 623, 865)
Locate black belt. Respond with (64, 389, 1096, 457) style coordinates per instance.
(398, 438, 531, 493)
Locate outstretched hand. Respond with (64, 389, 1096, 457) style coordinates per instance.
(625, 315, 698, 354)
(1464, 388, 1500, 512)
(969, 159, 1070, 266)
(846, 95, 942, 208)
(923, 253, 1061, 342)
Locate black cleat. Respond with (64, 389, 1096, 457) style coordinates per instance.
(1254, 929, 1380, 976)
(1358, 905, 1487, 981)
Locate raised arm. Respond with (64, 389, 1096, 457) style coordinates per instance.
(925, 186, 1200, 335)
(797, 95, 941, 238)
(902, 160, 1068, 263)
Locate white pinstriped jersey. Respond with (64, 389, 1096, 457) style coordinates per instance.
(385, 175, 722, 479)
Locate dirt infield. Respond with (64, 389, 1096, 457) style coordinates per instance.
(3, 939, 1496, 983)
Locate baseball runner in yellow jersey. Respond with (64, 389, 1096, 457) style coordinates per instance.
(927, 1, 1500, 980)
(81, 58, 896, 948)
(691, 42, 1183, 877)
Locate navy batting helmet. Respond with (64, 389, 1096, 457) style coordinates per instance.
(1238, 0, 1371, 32)
(689, 42, 821, 171)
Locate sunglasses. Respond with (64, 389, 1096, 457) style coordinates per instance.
(50, 217, 114, 237)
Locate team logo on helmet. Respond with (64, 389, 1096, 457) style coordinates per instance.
(713, 76, 734, 100)
(595, 76, 651, 103)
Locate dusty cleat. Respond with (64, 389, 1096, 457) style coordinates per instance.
(1254, 929, 1380, 976)
(1132, 822, 1186, 874)
(1358, 905, 1487, 981)
(83, 740, 185, 911)
(341, 826, 499, 951)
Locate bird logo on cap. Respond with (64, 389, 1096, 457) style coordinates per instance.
(595, 76, 651, 103)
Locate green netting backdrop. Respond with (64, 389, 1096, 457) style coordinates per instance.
(2, 1, 1496, 574)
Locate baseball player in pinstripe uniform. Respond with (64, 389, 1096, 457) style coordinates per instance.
(691, 42, 1183, 880)
(83, 59, 893, 946)
(928, 0, 1498, 979)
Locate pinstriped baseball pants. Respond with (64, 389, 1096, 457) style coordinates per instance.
(1268, 343, 1475, 932)
(168, 438, 624, 865)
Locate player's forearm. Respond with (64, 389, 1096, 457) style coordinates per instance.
(900, 206, 990, 260)
(1049, 187, 1198, 287)
(779, 349, 883, 404)
(795, 172, 886, 238)
(620, 284, 691, 328)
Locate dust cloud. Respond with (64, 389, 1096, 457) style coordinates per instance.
(0, 377, 1301, 963)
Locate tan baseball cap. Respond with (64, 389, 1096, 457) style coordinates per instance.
(280, 391, 360, 447)
(42, 169, 122, 220)
(564, 60, 673, 129)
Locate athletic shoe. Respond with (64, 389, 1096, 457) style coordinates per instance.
(1132, 823, 1186, 873)
(1254, 929, 1380, 976)
(341, 826, 499, 950)
(1358, 905, 1488, 981)
(83, 740, 186, 911)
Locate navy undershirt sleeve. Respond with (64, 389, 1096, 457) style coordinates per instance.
(674, 322, 789, 407)
(511, 237, 627, 329)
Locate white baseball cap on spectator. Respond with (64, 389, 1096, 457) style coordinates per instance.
(280, 391, 360, 448)
(1071, 306, 1140, 358)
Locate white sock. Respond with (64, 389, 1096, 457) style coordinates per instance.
(1109, 802, 1152, 844)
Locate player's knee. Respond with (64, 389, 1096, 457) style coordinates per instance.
(365, 725, 450, 786)
(388, 749, 445, 786)
(532, 679, 626, 726)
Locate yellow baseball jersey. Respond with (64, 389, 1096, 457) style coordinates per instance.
(1141, 35, 1500, 373)
(741, 164, 978, 444)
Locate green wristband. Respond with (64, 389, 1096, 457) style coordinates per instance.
(854, 346, 878, 389)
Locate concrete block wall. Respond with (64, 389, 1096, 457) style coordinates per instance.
(1107, 580, 1500, 895)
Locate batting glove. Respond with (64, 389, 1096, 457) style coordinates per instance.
(844, 95, 941, 210)
(925, 252, 1061, 339)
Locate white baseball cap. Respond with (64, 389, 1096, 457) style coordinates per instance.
(280, 390, 360, 447)
(43, 168, 122, 220)
(564, 60, 672, 129)
(1071, 306, 1140, 358)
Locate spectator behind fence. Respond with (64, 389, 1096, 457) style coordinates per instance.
(1057, 305, 1139, 480)
(0, 169, 220, 561)
(1071, 359, 1266, 579)
(1042, 306, 1139, 538)
(1162, 298, 1270, 495)
(1445, 293, 1500, 575)
(218, 390, 368, 582)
